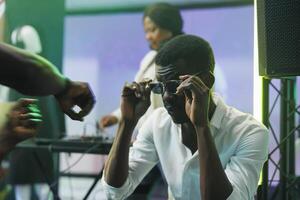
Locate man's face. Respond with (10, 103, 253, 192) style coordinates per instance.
(143, 16, 173, 50)
(154, 59, 213, 124)
(155, 63, 190, 124)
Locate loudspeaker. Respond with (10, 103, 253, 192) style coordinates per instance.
(257, 0, 300, 77)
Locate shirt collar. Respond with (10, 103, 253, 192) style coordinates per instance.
(210, 93, 227, 130)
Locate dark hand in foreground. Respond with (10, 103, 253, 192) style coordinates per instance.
(55, 81, 95, 121)
(0, 98, 42, 157)
(99, 115, 118, 129)
(176, 74, 210, 126)
(120, 80, 152, 122)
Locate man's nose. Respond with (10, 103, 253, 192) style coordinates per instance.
(163, 92, 177, 104)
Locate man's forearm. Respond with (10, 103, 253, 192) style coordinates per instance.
(0, 43, 67, 96)
(196, 125, 233, 200)
(104, 119, 136, 187)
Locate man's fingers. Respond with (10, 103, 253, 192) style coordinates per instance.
(63, 97, 94, 121)
(65, 109, 83, 121)
(179, 75, 191, 81)
(122, 82, 136, 97)
(74, 91, 95, 115)
(188, 78, 209, 94)
(177, 76, 209, 94)
(124, 81, 151, 100)
(177, 82, 200, 95)
(17, 118, 42, 128)
(78, 100, 94, 119)
(19, 113, 42, 120)
(13, 127, 37, 139)
(66, 92, 95, 121)
(100, 117, 109, 128)
(56, 81, 96, 121)
(100, 120, 108, 129)
(100, 115, 118, 128)
(11, 100, 41, 123)
(176, 78, 191, 94)
(130, 82, 143, 98)
(15, 98, 38, 109)
(140, 81, 152, 100)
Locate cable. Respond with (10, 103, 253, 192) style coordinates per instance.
(60, 143, 102, 173)
(33, 152, 61, 200)
(64, 154, 74, 200)
(49, 142, 103, 194)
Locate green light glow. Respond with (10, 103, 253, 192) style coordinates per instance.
(253, 0, 263, 124)
(254, 0, 264, 186)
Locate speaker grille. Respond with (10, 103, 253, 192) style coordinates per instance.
(257, 0, 300, 77)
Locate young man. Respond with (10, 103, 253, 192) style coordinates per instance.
(102, 35, 269, 200)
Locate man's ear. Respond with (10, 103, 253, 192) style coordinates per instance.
(202, 71, 215, 89)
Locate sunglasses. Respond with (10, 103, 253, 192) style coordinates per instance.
(149, 80, 181, 95)
(150, 71, 209, 95)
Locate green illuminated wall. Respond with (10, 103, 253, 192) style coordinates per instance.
(5, 0, 65, 185)
(5, 0, 65, 137)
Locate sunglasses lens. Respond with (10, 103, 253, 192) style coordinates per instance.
(165, 80, 181, 94)
(150, 80, 181, 94)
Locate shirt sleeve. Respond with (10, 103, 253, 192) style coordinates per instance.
(101, 113, 159, 199)
(225, 125, 269, 200)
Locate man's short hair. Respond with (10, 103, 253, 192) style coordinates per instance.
(155, 34, 215, 73)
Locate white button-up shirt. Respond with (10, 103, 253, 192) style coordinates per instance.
(102, 94, 269, 200)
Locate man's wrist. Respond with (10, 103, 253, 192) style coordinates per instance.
(54, 78, 72, 98)
(120, 118, 137, 128)
(194, 122, 210, 130)
(118, 118, 137, 135)
(193, 115, 209, 128)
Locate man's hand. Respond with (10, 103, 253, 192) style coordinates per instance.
(120, 80, 152, 123)
(176, 74, 210, 127)
(55, 81, 95, 121)
(0, 98, 42, 157)
(99, 115, 118, 129)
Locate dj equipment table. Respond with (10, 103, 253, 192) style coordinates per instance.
(16, 137, 114, 200)
(16, 137, 113, 154)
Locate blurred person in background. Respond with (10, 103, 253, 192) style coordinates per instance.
(99, 2, 183, 135)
